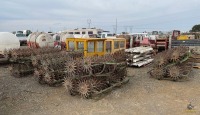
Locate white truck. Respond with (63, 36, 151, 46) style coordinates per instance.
(12, 30, 32, 45)
(99, 32, 116, 38)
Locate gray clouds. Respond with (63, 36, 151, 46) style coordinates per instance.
(0, 0, 200, 32)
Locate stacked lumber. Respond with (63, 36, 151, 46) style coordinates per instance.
(125, 47, 154, 67)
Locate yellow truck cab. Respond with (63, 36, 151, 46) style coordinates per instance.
(66, 38, 106, 57)
(66, 38, 126, 57)
(105, 38, 126, 54)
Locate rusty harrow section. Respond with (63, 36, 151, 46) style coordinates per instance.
(62, 50, 128, 98)
(7, 47, 63, 77)
(149, 46, 193, 81)
(7, 48, 128, 99)
(36, 49, 127, 98)
(31, 50, 84, 86)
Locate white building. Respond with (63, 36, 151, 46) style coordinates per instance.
(62, 28, 104, 37)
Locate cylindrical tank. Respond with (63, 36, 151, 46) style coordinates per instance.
(53, 33, 74, 49)
(53, 34, 60, 42)
(0, 32, 20, 55)
(53, 33, 61, 48)
(27, 32, 54, 48)
(36, 33, 54, 47)
(27, 32, 43, 48)
(60, 33, 74, 42)
(61, 33, 74, 49)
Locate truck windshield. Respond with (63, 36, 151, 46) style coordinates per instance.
(107, 34, 113, 37)
(16, 34, 26, 37)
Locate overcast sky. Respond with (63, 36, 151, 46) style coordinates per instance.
(0, 0, 200, 33)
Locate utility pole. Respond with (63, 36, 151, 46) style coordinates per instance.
(124, 26, 127, 33)
(113, 25, 116, 34)
(87, 19, 91, 28)
(115, 18, 117, 34)
(130, 26, 133, 33)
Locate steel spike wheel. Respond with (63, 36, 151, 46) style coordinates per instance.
(11, 51, 19, 60)
(170, 49, 181, 62)
(77, 80, 91, 98)
(82, 57, 92, 73)
(150, 67, 166, 80)
(87, 77, 106, 92)
(34, 69, 40, 77)
(167, 66, 182, 81)
(65, 58, 76, 77)
(153, 53, 167, 67)
(63, 78, 73, 91)
(63, 78, 77, 95)
(44, 72, 53, 84)
(31, 56, 38, 66)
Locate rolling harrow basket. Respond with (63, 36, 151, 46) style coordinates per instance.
(6, 47, 129, 99)
(148, 46, 193, 81)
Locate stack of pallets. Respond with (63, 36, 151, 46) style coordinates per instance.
(125, 47, 154, 67)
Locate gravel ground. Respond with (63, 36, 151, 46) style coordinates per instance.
(0, 64, 200, 115)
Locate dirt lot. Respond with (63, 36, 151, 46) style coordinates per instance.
(0, 64, 200, 115)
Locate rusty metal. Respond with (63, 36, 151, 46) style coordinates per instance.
(149, 46, 192, 81)
(7, 48, 128, 98)
(82, 57, 92, 73)
(153, 52, 168, 67)
(63, 78, 78, 96)
(77, 79, 92, 98)
(150, 67, 166, 80)
(167, 66, 181, 81)
(113, 49, 126, 62)
(65, 58, 76, 77)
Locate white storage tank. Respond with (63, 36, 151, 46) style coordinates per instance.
(53, 32, 74, 42)
(53, 33, 61, 42)
(61, 33, 74, 42)
(53, 33, 74, 49)
(0, 32, 20, 55)
(27, 32, 43, 48)
(36, 33, 54, 47)
(27, 32, 54, 48)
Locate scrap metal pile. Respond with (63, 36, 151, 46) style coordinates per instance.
(6, 48, 128, 98)
(149, 46, 193, 81)
(190, 47, 200, 63)
(32, 52, 72, 86)
(63, 50, 128, 98)
(5, 48, 62, 77)
(31, 49, 128, 92)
